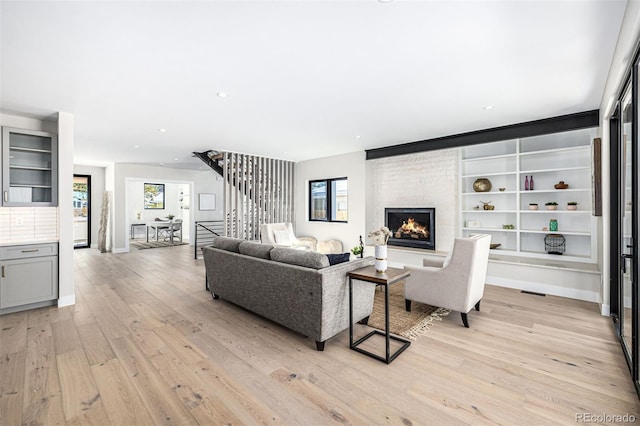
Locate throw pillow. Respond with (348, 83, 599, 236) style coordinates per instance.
(326, 252, 351, 266)
(273, 229, 292, 246)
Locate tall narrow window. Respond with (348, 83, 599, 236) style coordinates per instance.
(309, 177, 347, 222)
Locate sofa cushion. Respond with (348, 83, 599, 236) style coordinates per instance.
(239, 241, 274, 259)
(326, 252, 351, 266)
(212, 236, 243, 253)
(271, 247, 330, 269)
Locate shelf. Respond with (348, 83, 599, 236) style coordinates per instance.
(9, 146, 52, 154)
(520, 229, 590, 236)
(9, 165, 52, 171)
(462, 153, 517, 162)
(9, 184, 52, 189)
(519, 166, 589, 174)
(462, 172, 516, 178)
(462, 210, 518, 213)
(520, 210, 591, 214)
(519, 145, 589, 157)
(462, 191, 516, 195)
(463, 227, 517, 233)
(519, 189, 590, 194)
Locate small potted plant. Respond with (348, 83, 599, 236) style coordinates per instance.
(545, 202, 558, 211)
(528, 203, 538, 211)
(166, 214, 175, 221)
(567, 201, 579, 211)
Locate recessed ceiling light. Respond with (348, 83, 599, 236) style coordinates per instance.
(355, 135, 361, 139)
(482, 105, 495, 110)
(174, 158, 179, 161)
(159, 163, 165, 166)
(134, 145, 140, 149)
(158, 128, 167, 132)
(217, 92, 229, 98)
(378, 0, 394, 3)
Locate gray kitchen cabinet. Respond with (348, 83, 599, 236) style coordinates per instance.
(0, 243, 58, 314)
(1, 127, 58, 206)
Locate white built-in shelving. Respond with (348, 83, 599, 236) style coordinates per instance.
(459, 127, 597, 262)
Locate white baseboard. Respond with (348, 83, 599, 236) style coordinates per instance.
(600, 304, 610, 316)
(486, 276, 600, 303)
(112, 247, 129, 254)
(58, 294, 76, 307)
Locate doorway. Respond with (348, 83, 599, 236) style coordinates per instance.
(73, 175, 91, 249)
(611, 49, 639, 396)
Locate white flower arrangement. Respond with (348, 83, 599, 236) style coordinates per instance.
(368, 226, 392, 245)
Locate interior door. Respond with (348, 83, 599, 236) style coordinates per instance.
(73, 175, 91, 249)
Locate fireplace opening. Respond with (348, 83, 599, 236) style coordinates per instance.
(385, 208, 436, 250)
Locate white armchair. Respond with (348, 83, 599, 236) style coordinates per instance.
(404, 234, 491, 327)
(259, 222, 313, 250)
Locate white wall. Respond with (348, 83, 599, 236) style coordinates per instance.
(598, 0, 640, 314)
(110, 163, 222, 252)
(57, 112, 75, 307)
(73, 165, 105, 249)
(295, 151, 367, 254)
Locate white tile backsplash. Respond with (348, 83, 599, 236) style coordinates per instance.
(0, 207, 58, 244)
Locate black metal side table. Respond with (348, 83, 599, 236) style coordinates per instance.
(347, 265, 411, 364)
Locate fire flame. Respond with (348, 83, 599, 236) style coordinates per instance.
(397, 217, 429, 238)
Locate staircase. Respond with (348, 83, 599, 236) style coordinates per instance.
(193, 150, 295, 240)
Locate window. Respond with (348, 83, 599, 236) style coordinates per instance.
(309, 177, 347, 222)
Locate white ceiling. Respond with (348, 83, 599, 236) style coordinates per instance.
(0, 1, 627, 170)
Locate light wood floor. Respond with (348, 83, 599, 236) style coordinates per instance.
(1, 245, 639, 425)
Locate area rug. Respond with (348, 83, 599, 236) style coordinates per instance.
(366, 281, 450, 340)
(130, 241, 188, 250)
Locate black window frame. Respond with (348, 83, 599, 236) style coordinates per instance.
(308, 177, 348, 223)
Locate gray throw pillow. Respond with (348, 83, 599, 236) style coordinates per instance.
(271, 247, 330, 269)
(239, 241, 273, 259)
(212, 236, 243, 253)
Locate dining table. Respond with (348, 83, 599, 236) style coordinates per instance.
(146, 221, 174, 243)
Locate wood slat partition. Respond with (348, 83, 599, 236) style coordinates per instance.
(222, 152, 295, 240)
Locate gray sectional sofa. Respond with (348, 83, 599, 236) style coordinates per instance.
(202, 236, 376, 351)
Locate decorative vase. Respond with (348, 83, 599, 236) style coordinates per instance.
(567, 205, 577, 211)
(374, 244, 388, 273)
(473, 178, 492, 192)
(549, 219, 558, 232)
(546, 205, 557, 210)
(529, 204, 538, 210)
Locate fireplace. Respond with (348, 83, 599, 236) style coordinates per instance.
(385, 208, 436, 250)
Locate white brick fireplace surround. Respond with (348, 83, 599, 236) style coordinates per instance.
(364, 148, 602, 310)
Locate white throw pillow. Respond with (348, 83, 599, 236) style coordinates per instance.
(273, 229, 292, 246)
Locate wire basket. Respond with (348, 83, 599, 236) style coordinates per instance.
(544, 233, 566, 255)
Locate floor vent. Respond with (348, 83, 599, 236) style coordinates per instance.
(521, 290, 546, 297)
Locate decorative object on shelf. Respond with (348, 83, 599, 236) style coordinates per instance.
(529, 203, 538, 210)
(490, 243, 501, 249)
(351, 235, 364, 258)
(502, 224, 515, 229)
(368, 226, 392, 273)
(549, 219, 558, 232)
(567, 201, 578, 211)
(136, 211, 141, 220)
(473, 205, 480, 210)
(544, 233, 566, 255)
(473, 178, 492, 192)
(554, 180, 569, 189)
(524, 176, 529, 191)
(480, 200, 494, 210)
(545, 202, 558, 210)
(166, 214, 175, 220)
(466, 220, 480, 228)
(498, 187, 506, 192)
(529, 176, 534, 190)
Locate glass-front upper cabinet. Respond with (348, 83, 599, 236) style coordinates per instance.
(1, 127, 58, 206)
